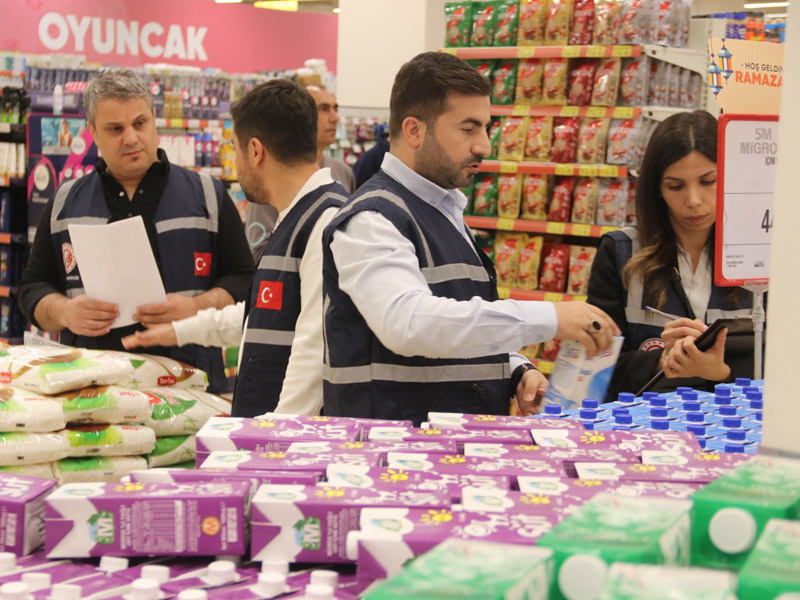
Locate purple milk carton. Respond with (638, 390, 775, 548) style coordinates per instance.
(641, 450, 752, 470)
(30, 573, 133, 600)
(250, 484, 451, 564)
(530, 428, 701, 454)
(516, 476, 616, 504)
(0, 473, 57, 555)
(357, 440, 461, 455)
(464, 442, 638, 464)
(130, 467, 322, 487)
(199, 449, 380, 474)
(45, 480, 250, 558)
(367, 426, 533, 450)
(574, 461, 736, 484)
(609, 480, 703, 500)
(427, 412, 584, 431)
(460, 485, 584, 519)
(385, 452, 564, 479)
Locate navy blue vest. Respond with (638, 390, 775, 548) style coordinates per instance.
(50, 167, 227, 391)
(232, 183, 347, 417)
(322, 172, 511, 426)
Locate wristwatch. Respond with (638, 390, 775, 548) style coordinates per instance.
(510, 362, 538, 397)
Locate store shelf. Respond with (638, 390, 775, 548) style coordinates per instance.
(498, 286, 586, 302)
(643, 44, 707, 76)
(0, 177, 25, 188)
(641, 106, 691, 122)
(491, 105, 641, 119)
(442, 45, 643, 60)
(0, 123, 26, 139)
(0, 286, 16, 298)
(465, 216, 619, 238)
(0, 233, 25, 245)
(479, 160, 627, 178)
(155, 118, 228, 129)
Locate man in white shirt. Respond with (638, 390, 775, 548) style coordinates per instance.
(122, 80, 347, 417)
(321, 52, 619, 424)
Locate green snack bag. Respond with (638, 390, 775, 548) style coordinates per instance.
(488, 118, 503, 159)
(444, 1, 473, 47)
(494, 0, 520, 46)
(691, 455, 800, 571)
(472, 174, 499, 217)
(537, 493, 693, 600)
(473, 230, 496, 262)
(468, 59, 496, 84)
(597, 563, 738, 600)
(365, 538, 553, 600)
(491, 59, 518, 105)
(471, 1, 500, 47)
(461, 181, 475, 215)
(738, 518, 800, 600)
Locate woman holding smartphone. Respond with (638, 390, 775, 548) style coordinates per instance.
(587, 110, 755, 401)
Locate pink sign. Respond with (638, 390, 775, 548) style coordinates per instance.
(0, 0, 338, 74)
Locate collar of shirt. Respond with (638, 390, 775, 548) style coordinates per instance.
(274, 168, 335, 229)
(380, 153, 470, 236)
(676, 243, 712, 319)
(96, 147, 170, 181)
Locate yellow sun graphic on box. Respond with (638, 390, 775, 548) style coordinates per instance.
(341, 442, 365, 449)
(420, 509, 453, 524)
(264, 451, 287, 459)
(513, 445, 539, 452)
(630, 464, 656, 473)
(439, 455, 466, 464)
(694, 453, 721, 462)
(315, 487, 346, 498)
(113, 482, 144, 493)
(576, 480, 604, 487)
(251, 420, 277, 428)
(379, 469, 410, 483)
(521, 494, 551, 505)
(310, 417, 330, 422)
(419, 428, 442, 436)
(580, 433, 607, 445)
(475, 415, 497, 422)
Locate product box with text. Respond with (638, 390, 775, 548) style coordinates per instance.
(0, 472, 57, 555)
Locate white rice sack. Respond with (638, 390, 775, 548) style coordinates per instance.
(0, 462, 56, 479)
(0, 432, 69, 466)
(54, 456, 148, 484)
(0, 346, 134, 395)
(143, 388, 231, 436)
(58, 385, 154, 425)
(0, 386, 66, 432)
(61, 425, 156, 458)
(119, 353, 208, 391)
(147, 435, 196, 468)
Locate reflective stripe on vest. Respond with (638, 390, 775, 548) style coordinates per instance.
(155, 173, 218, 234)
(324, 362, 511, 385)
(245, 328, 296, 347)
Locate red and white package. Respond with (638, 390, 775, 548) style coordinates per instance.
(518, 0, 548, 45)
(570, 0, 595, 44)
(619, 0, 648, 44)
(548, 177, 575, 222)
(619, 56, 650, 106)
(626, 178, 638, 225)
(687, 72, 702, 109)
(590, 58, 621, 107)
(516, 59, 545, 105)
(595, 179, 630, 226)
(544, 0, 575, 45)
(498, 173, 523, 219)
(650, 60, 668, 105)
(667, 63, 681, 108)
(568, 60, 597, 106)
(606, 118, 644, 166)
(542, 339, 561, 361)
(656, 0, 680, 46)
(495, 233, 525, 288)
(577, 118, 610, 164)
(539, 242, 571, 293)
(516, 235, 545, 290)
(551, 117, 580, 163)
(678, 67, 691, 108)
(571, 177, 600, 224)
(525, 116, 554, 161)
(593, 0, 621, 44)
(495, 1, 520, 46)
(541, 58, 569, 105)
(498, 116, 529, 162)
(568, 245, 597, 295)
(521, 174, 551, 220)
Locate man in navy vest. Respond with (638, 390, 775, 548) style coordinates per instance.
(121, 80, 348, 418)
(18, 68, 254, 393)
(322, 52, 620, 424)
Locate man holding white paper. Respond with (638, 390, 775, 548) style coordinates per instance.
(18, 68, 254, 392)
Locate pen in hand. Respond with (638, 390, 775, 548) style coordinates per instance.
(644, 306, 682, 322)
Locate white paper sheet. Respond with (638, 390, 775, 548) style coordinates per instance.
(68, 216, 167, 329)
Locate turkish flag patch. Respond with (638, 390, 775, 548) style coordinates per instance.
(194, 252, 212, 276)
(256, 281, 283, 310)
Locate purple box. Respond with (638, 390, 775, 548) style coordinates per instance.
(608, 480, 703, 500)
(130, 467, 323, 487)
(460, 486, 584, 518)
(516, 475, 616, 503)
(250, 484, 451, 564)
(45, 481, 250, 558)
(358, 440, 461, 455)
(385, 452, 564, 480)
(530, 429, 701, 454)
(0, 472, 57, 555)
(640, 450, 752, 470)
(367, 426, 533, 450)
(199, 449, 381, 473)
(30, 572, 132, 599)
(464, 442, 638, 464)
(573, 461, 737, 484)
(427, 412, 584, 431)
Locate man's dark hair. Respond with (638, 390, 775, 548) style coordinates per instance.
(231, 79, 318, 165)
(389, 51, 491, 138)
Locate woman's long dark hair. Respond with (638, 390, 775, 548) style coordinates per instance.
(622, 110, 718, 309)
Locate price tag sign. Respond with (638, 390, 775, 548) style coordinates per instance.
(555, 165, 574, 176)
(188, 119, 201, 129)
(517, 47, 537, 58)
(559, 106, 580, 117)
(612, 45, 633, 57)
(537, 361, 555, 374)
(600, 226, 618, 236)
(585, 107, 606, 118)
(586, 46, 605, 57)
(578, 166, 598, 177)
(497, 286, 511, 299)
(571, 224, 591, 237)
(154, 119, 166, 128)
(496, 218, 515, 230)
(599, 166, 618, 177)
(562, 46, 581, 58)
(613, 107, 635, 119)
(544, 292, 563, 302)
(499, 162, 518, 173)
(512, 105, 531, 116)
(440, 48, 458, 55)
(546, 222, 566, 234)
(715, 114, 778, 285)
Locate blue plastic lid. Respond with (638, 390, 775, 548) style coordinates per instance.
(582, 398, 600, 409)
(714, 385, 732, 396)
(649, 397, 667, 407)
(686, 411, 705, 423)
(615, 414, 633, 425)
(650, 407, 668, 418)
(580, 409, 598, 420)
(714, 394, 732, 405)
(612, 408, 630, 417)
(697, 437, 707, 449)
(735, 378, 752, 386)
(749, 399, 764, 410)
(582, 421, 596, 430)
(683, 401, 702, 412)
(687, 424, 706, 436)
(618, 392, 635, 404)
(745, 390, 763, 401)
(680, 390, 698, 401)
(642, 392, 660, 401)
(722, 417, 743, 428)
(755, 411, 763, 421)
(718, 405, 738, 416)
(652, 419, 670, 430)
(544, 404, 562, 415)
(726, 429, 747, 441)
(676, 387, 692, 394)
(725, 443, 746, 453)
(742, 386, 760, 394)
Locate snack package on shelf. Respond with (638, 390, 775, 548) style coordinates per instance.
(596, 179, 630, 226)
(542, 339, 561, 361)
(541, 58, 569, 106)
(593, 0, 621, 44)
(688, 72, 702, 109)
(444, 1, 474, 47)
(521, 174, 551, 220)
(619, 56, 650, 106)
(568, 60, 597, 106)
(525, 116, 554, 161)
(606, 118, 645, 166)
(494, 233, 525, 288)
(472, 173, 499, 216)
(667, 63, 681, 107)
(577, 118, 610, 164)
(518, 0, 548, 45)
(471, 1, 501, 46)
(678, 66, 691, 108)
(539, 242, 571, 293)
(497, 116, 528, 161)
(544, 0, 575, 45)
(571, 177, 600, 224)
(568, 246, 597, 296)
(473, 230, 496, 261)
(547, 177, 575, 222)
(494, 0, 521, 46)
(468, 59, 495, 82)
(619, 0, 649, 44)
(491, 59, 517, 105)
(515, 59, 544, 105)
(0, 386, 66, 432)
(551, 117, 580, 163)
(626, 179, 638, 225)
(497, 173, 523, 219)
(518, 343, 542, 360)
(461, 181, 475, 215)
(488, 118, 503, 159)
(570, 0, 595, 44)
(655, 0, 681, 46)
(516, 235, 545, 290)
(649, 59, 668, 105)
(590, 58, 621, 107)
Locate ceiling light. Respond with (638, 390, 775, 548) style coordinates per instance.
(253, 0, 299, 9)
(333, 7, 341, 12)
(743, 2, 789, 8)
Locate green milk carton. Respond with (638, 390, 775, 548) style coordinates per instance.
(738, 519, 800, 600)
(690, 455, 800, 570)
(536, 493, 692, 600)
(596, 563, 738, 600)
(364, 538, 553, 600)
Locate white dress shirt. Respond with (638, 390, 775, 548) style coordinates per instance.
(174, 168, 337, 415)
(329, 154, 558, 368)
(677, 243, 712, 320)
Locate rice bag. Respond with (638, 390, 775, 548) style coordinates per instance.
(593, 0, 621, 44)
(497, 116, 528, 161)
(590, 58, 621, 106)
(626, 178, 638, 225)
(539, 242, 571, 293)
(518, 0, 548, 45)
(487, 118, 503, 160)
(568, 60, 597, 107)
(0, 346, 134, 395)
(58, 386, 154, 425)
(547, 177, 575, 222)
(121, 353, 208, 391)
(521, 174, 550, 220)
(472, 174, 499, 216)
(147, 435, 196, 468)
(570, 0, 595, 44)
(551, 117, 580, 163)
(444, 1, 474, 47)
(494, 233, 525, 288)
(0, 387, 65, 432)
(544, 0, 575, 45)
(567, 246, 597, 296)
(491, 60, 517, 105)
(468, 59, 495, 83)
(516, 236, 545, 290)
(515, 59, 544, 105)
(619, 0, 648, 44)
(542, 339, 561, 361)
(0, 432, 68, 466)
(606, 118, 644, 166)
(62, 425, 156, 458)
(143, 388, 231, 436)
(595, 179, 630, 226)
(54, 456, 148, 485)
(577, 118, 610, 164)
(541, 58, 569, 106)
(471, 1, 500, 46)
(525, 116, 553, 161)
(0, 463, 56, 479)
(571, 177, 600, 224)
(619, 56, 649, 106)
(497, 174, 523, 219)
(494, 0, 520, 46)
